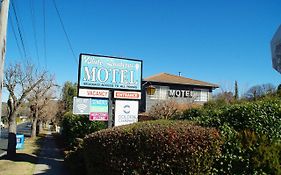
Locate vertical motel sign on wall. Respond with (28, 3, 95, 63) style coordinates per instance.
(78, 53, 142, 126)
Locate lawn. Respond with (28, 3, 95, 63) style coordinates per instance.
(0, 135, 44, 175)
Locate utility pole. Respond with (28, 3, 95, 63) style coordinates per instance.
(0, 0, 10, 137)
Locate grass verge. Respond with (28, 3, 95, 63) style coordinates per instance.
(0, 134, 45, 175)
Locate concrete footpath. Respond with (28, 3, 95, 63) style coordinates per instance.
(33, 131, 69, 175)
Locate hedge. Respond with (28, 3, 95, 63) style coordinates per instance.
(83, 120, 221, 175)
(61, 112, 107, 175)
(179, 98, 281, 140)
(61, 112, 106, 148)
(178, 97, 281, 174)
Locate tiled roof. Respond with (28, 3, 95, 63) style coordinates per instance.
(144, 73, 219, 88)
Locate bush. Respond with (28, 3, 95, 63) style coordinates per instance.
(147, 100, 201, 120)
(181, 98, 281, 140)
(65, 138, 86, 175)
(61, 112, 106, 175)
(83, 120, 221, 175)
(61, 112, 106, 148)
(179, 97, 281, 174)
(147, 100, 181, 120)
(214, 128, 281, 174)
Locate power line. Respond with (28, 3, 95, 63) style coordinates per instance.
(52, 0, 78, 65)
(11, 0, 28, 60)
(43, 0, 47, 68)
(8, 13, 24, 60)
(29, 0, 40, 66)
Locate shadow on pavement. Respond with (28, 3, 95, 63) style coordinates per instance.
(0, 153, 38, 163)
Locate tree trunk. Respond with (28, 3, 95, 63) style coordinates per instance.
(38, 120, 43, 134)
(7, 112, 16, 159)
(31, 105, 39, 138)
(31, 116, 37, 138)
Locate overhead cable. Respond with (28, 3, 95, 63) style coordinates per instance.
(52, 0, 78, 65)
(11, 0, 28, 60)
(8, 13, 24, 60)
(29, 0, 40, 66)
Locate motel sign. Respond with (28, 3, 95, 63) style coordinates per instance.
(79, 54, 142, 90)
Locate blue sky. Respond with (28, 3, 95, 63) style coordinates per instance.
(5, 0, 281, 98)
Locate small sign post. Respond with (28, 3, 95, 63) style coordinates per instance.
(16, 134, 24, 149)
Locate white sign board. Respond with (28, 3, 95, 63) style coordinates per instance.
(114, 91, 141, 100)
(271, 25, 281, 74)
(78, 88, 109, 98)
(114, 100, 139, 126)
(73, 97, 90, 114)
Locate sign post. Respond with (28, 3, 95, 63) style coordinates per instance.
(108, 90, 113, 128)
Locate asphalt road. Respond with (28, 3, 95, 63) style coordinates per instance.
(0, 122, 32, 157)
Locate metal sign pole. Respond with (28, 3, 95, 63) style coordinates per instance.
(108, 90, 113, 128)
(0, 114, 1, 139)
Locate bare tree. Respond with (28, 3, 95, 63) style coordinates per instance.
(41, 99, 58, 124)
(244, 83, 276, 100)
(147, 100, 193, 120)
(4, 63, 45, 158)
(28, 75, 56, 137)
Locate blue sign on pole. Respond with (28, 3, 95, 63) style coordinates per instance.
(16, 134, 24, 149)
(78, 54, 142, 91)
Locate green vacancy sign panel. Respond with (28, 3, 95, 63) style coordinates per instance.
(89, 99, 109, 121)
(79, 54, 142, 90)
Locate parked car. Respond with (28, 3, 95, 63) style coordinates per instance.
(26, 123, 32, 128)
(0, 122, 5, 128)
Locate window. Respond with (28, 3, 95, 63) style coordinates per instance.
(148, 86, 168, 100)
(193, 89, 209, 102)
(200, 89, 208, 102)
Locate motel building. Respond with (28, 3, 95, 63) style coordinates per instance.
(140, 73, 219, 112)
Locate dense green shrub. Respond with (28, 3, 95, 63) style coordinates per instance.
(61, 112, 106, 148)
(177, 108, 204, 120)
(180, 98, 281, 140)
(214, 128, 281, 174)
(61, 112, 106, 175)
(179, 97, 281, 174)
(83, 120, 221, 175)
(64, 138, 86, 175)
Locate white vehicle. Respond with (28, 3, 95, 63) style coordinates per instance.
(0, 122, 5, 128)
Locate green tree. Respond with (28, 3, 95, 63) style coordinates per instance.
(234, 80, 239, 100)
(61, 81, 77, 112)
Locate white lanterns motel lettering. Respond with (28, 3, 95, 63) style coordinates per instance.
(83, 67, 138, 85)
(169, 90, 192, 98)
